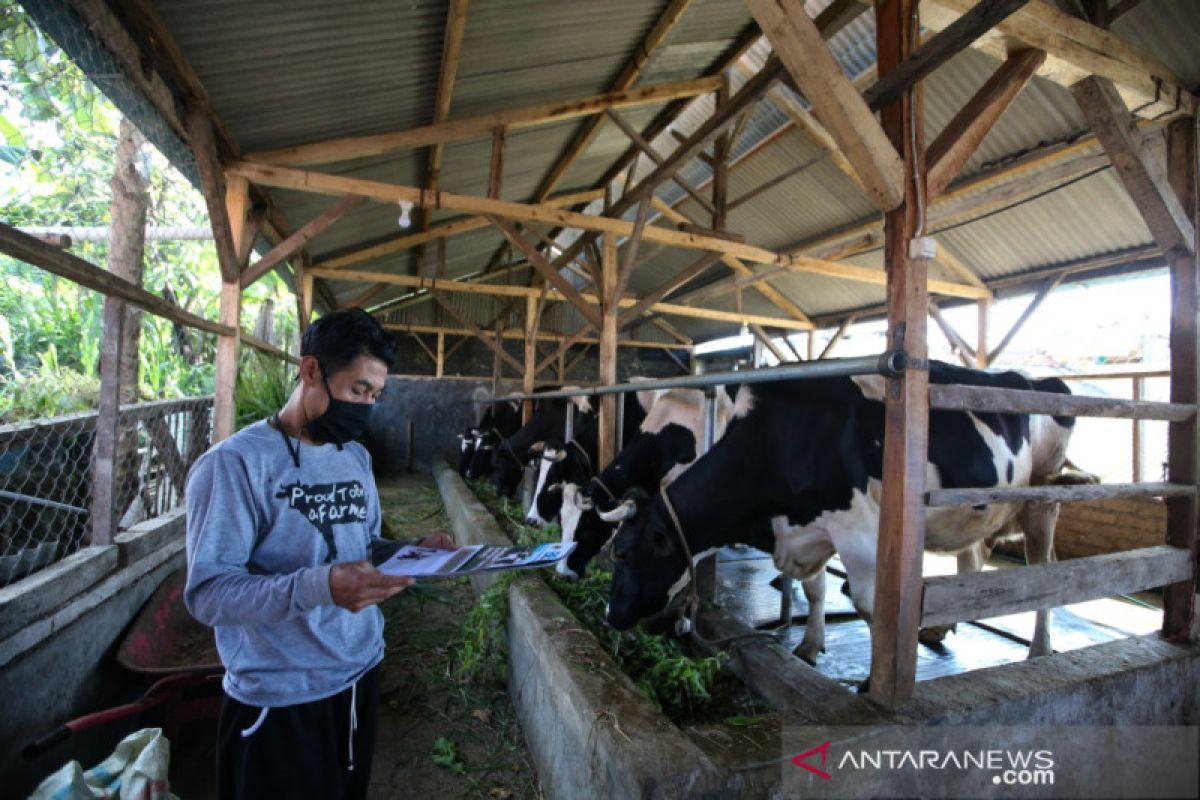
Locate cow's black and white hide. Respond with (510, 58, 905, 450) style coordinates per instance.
(486, 392, 595, 498)
(604, 363, 1078, 664)
(525, 388, 651, 526)
(458, 400, 521, 478)
(555, 386, 742, 576)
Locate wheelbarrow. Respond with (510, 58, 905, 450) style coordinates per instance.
(23, 568, 224, 760)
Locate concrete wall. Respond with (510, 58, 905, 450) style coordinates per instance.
(0, 510, 187, 795)
(365, 376, 502, 475)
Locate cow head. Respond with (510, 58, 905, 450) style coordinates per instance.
(527, 438, 568, 526)
(465, 428, 496, 480)
(490, 437, 531, 498)
(456, 427, 480, 477)
(605, 487, 691, 630)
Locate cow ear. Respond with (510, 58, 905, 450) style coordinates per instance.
(529, 441, 545, 454)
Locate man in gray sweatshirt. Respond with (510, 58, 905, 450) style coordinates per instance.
(185, 308, 453, 799)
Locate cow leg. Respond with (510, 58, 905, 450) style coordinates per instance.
(918, 544, 983, 645)
(1019, 501, 1059, 658)
(795, 572, 827, 665)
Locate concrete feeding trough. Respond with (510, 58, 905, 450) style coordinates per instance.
(434, 463, 1200, 799)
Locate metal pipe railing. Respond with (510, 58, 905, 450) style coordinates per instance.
(484, 351, 906, 403)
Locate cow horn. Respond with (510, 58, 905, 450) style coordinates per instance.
(551, 449, 567, 462)
(546, 483, 563, 493)
(597, 498, 638, 523)
(573, 493, 594, 511)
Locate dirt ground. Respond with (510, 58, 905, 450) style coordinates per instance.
(169, 472, 541, 799)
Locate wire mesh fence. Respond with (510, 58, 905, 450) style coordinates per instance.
(0, 395, 212, 587)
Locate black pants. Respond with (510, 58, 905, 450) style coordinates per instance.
(217, 666, 380, 800)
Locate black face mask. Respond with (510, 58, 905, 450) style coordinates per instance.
(305, 376, 373, 445)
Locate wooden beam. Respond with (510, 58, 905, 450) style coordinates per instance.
(532, 0, 695, 201)
(488, 126, 505, 199)
(599, 232, 619, 467)
(432, 291, 524, 373)
(922, 546, 1192, 629)
(819, 315, 856, 359)
(246, 76, 721, 166)
(746, 0, 905, 210)
(933, 240, 988, 290)
(652, 317, 693, 345)
(381, 322, 684, 352)
(863, 0, 1032, 112)
(229, 160, 925, 299)
(869, 0, 928, 709)
(1164, 115, 1199, 640)
(240, 195, 367, 288)
(749, 323, 789, 363)
(435, 332, 445, 378)
(618, 251, 722, 328)
(927, 0, 1197, 119)
(408, 331, 437, 362)
(487, 215, 603, 329)
(314, 188, 602, 271)
(0, 223, 233, 337)
(614, 198, 652, 302)
(186, 106, 240, 282)
(426, 0, 470, 192)
(976, 297, 990, 368)
(605, 110, 716, 215)
(987, 274, 1063, 363)
(929, 382, 1196, 421)
(928, 301, 975, 367)
(214, 279, 240, 442)
(926, 47, 1046, 199)
(930, 482, 1195, 508)
(1072, 76, 1196, 260)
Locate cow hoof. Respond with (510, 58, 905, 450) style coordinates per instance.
(795, 641, 824, 666)
(918, 624, 956, 645)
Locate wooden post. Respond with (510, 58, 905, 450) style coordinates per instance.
(1164, 116, 1199, 640)
(213, 176, 248, 443)
(557, 349, 565, 382)
(90, 295, 124, 545)
(869, 0, 929, 709)
(1132, 375, 1143, 482)
(523, 294, 537, 422)
(976, 297, 990, 368)
(436, 331, 445, 378)
(598, 232, 619, 467)
(493, 319, 504, 398)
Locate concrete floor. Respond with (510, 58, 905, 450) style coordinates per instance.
(713, 546, 1164, 690)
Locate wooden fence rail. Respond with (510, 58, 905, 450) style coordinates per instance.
(928, 384, 1195, 421)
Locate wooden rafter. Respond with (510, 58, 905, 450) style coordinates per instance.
(618, 251, 722, 329)
(185, 106, 240, 283)
(862, 0, 1031, 112)
(924, 0, 1197, 119)
(926, 47, 1046, 199)
(1072, 75, 1196, 260)
(928, 301, 976, 367)
(745, 0, 905, 210)
(246, 76, 721, 166)
(750, 323, 790, 363)
(310, 266, 812, 330)
(933, 240, 987, 291)
(240, 195, 366, 288)
(987, 274, 1064, 363)
(605, 110, 716, 215)
(486, 216, 602, 329)
(532, 0, 695, 202)
(431, 291, 524, 373)
(228, 160, 961, 299)
(314, 188, 602, 271)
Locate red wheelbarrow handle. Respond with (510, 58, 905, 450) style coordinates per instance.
(23, 672, 220, 760)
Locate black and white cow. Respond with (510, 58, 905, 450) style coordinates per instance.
(526, 389, 651, 527)
(604, 362, 1080, 662)
(554, 386, 740, 575)
(458, 400, 522, 478)
(485, 393, 596, 498)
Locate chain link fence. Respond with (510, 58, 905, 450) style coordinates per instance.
(0, 396, 212, 587)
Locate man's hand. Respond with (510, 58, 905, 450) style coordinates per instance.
(329, 561, 414, 612)
(417, 532, 456, 550)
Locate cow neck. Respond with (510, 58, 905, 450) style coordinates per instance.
(494, 428, 523, 466)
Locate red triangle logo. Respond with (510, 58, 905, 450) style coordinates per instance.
(791, 741, 833, 780)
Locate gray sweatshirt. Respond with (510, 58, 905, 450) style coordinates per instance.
(185, 419, 392, 707)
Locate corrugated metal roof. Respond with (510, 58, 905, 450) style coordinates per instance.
(47, 0, 1200, 348)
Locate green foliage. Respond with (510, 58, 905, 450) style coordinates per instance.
(452, 572, 515, 688)
(0, 1, 298, 419)
(550, 569, 726, 718)
(430, 736, 467, 775)
(235, 349, 293, 429)
(0, 345, 99, 422)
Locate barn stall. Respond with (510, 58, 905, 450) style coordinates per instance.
(1, 0, 1199, 797)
